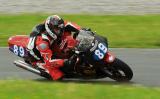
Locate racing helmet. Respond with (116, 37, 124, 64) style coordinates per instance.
(45, 15, 65, 40)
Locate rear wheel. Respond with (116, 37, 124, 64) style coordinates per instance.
(103, 58, 133, 81)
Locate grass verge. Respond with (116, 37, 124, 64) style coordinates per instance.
(0, 80, 159, 99)
(0, 14, 160, 48)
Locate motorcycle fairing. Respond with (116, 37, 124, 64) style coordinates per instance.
(8, 35, 29, 58)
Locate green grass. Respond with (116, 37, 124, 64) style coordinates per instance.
(0, 14, 160, 48)
(0, 80, 159, 99)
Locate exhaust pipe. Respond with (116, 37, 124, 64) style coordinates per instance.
(14, 60, 41, 76)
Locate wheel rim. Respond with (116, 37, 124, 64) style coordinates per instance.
(103, 66, 130, 81)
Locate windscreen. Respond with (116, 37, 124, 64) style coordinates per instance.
(76, 30, 94, 51)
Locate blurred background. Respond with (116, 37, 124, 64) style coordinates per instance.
(0, 0, 160, 14)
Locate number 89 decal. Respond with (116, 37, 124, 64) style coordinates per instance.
(93, 43, 107, 61)
(13, 45, 25, 57)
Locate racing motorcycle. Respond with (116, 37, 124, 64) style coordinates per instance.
(8, 30, 133, 81)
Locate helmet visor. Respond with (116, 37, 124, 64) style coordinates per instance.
(49, 23, 64, 36)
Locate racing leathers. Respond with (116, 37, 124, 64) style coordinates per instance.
(27, 21, 81, 80)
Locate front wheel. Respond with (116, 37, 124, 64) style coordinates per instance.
(103, 58, 133, 82)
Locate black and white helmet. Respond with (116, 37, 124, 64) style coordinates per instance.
(45, 15, 65, 40)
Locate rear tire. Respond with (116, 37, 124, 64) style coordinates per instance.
(104, 58, 133, 81)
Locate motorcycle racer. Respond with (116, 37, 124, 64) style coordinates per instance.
(27, 15, 81, 80)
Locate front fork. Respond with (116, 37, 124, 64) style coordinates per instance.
(100, 52, 117, 77)
(103, 52, 116, 63)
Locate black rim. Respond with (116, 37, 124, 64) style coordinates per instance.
(103, 61, 133, 81)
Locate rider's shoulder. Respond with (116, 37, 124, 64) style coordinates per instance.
(32, 24, 45, 33)
(32, 23, 44, 29)
(65, 21, 76, 27)
(64, 21, 81, 31)
(36, 40, 50, 51)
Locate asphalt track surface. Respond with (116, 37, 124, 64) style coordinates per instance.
(0, 47, 160, 87)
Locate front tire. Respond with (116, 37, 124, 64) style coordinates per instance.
(103, 58, 133, 81)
